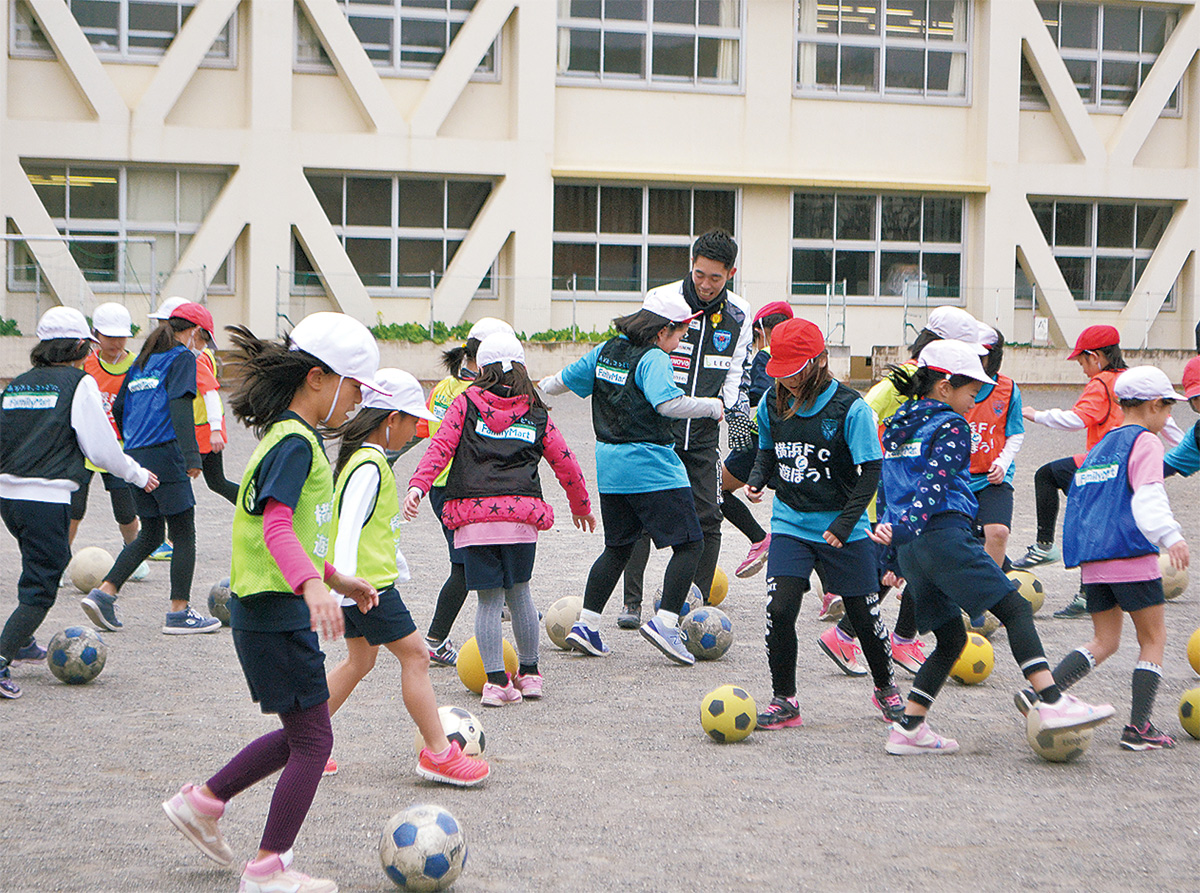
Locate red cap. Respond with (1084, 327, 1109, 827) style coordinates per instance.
(753, 301, 794, 325)
(1182, 356, 1200, 400)
(170, 302, 215, 339)
(765, 318, 825, 378)
(1067, 324, 1120, 359)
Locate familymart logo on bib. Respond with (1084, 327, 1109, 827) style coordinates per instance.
(1074, 463, 1120, 486)
(2, 387, 58, 410)
(475, 418, 536, 444)
(595, 362, 629, 386)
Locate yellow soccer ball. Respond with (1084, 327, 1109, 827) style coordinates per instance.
(1005, 569, 1044, 613)
(1178, 688, 1200, 740)
(455, 636, 518, 694)
(708, 566, 728, 606)
(950, 633, 994, 685)
(700, 684, 756, 743)
(1159, 552, 1188, 600)
(1188, 627, 1200, 676)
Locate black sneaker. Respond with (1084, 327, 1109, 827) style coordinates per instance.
(1014, 688, 1037, 716)
(757, 696, 803, 729)
(1053, 591, 1088, 619)
(1013, 542, 1061, 568)
(616, 604, 640, 630)
(1119, 722, 1176, 751)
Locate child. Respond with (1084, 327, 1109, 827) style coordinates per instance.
(406, 332, 594, 705)
(1021, 366, 1188, 751)
(966, 326, 1025, 569)
(162, 312, 381, 893)
(718, 300, 793, 587)
(0, 308, 156, 699)
(419, 317, 515, 666)
(323, 367, 489, 783)
(79, 301, 222, 635)
(70, 302, 150, 582)
(193, 316, 239, 505)
(821, 306, 987, 674)
(744, 318, 902, 727)
(870, 340, 1115, 755)
(539, 291, 722, 665)
(142, 296, 188, 561)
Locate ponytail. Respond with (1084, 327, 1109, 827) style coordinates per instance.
(333, 407, 393, 479)
(888, 363, 975, 400)
(472, 362, 547, 412)
(135, 317, 192, 369)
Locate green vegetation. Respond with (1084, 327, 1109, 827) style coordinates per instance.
(0, 318, 21, 336)
(370, 319, 616, 343)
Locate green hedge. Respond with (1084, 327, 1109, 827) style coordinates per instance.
(370, 321, 616, 344)
(0, 318, 21, 336)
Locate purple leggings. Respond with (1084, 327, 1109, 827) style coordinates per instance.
(206, 701, 333, 853)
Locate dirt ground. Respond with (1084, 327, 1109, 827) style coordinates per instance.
(0, 384, 1197, 892)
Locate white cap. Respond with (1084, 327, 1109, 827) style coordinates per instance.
(92, 302, 133, 337)
(477, 331, 525, 372)
(976, 322, 999, 347)
(467, 317, 514, 342)
(288, 312, 390, 395)
(36, 306, 95, 342)
(361, 368, 439, 420)
(926, 307, 987, 355)
(149, 296, 188, 320)
(918, 339, 995, 385)
(1114, 366, 1185, 402)
(643, 288, 703, 324)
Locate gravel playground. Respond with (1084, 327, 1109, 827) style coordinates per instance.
(0, 385, 1197, 892)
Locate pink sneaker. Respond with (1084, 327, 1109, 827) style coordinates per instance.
(481, 677, 522, 707)
(886, 720, 959, 755)
(818, 591, 844, 621)
(891, 633, 928, 675)
(239, 850, 336, 893)
(817, 626, 867, 676)
(1034, 693, 1115, 731)
(321, 757, 338, 777)
(162, 784, 234, 866)
(416, 740, 490, 787)
(514, 672, 543, 699)
(735, 535, 771, 578)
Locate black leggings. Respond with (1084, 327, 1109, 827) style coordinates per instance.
(767, 575, 893, 696)
(201, 451, 239, 505)
(1033, 457, 1077, 544)
(585, 539, 702, 616)
(837, 583, 917, 641)
(69, 471, 137, 525)
(908, 591, 1050, 710)
(106, 508, 196, 603)
(426, 563, 468, 643)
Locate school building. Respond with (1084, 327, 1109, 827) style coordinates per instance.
(2, 0, 1199, 359)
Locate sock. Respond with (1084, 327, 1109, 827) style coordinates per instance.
(1130, 661, 1162, 728)
(486, 670, 508, 687)
(656, 609, 679, 627)
(834, 626, 854, 644)
(428, 744, 452, 762)
(1051, 648, 1095, 691)
(518, 662, 539, 677)
(579, 608, 601, 631)
(899, 713, 923, 731)
(891, 633, 915, 645)
(1035, 683, 1062, 704)
(185, 784, 225, 817)
(247, 850, 291, 876)
(424, 635, 443, 648)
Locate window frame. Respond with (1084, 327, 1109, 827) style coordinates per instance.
(293, 0, 500, 81)
(10, 163, 234, 296)
(551, 181, 740, 300)
(556, 1, 746, 94)
(790, 190, 967, 305)
(793, 0, 972, 105)
(1021, 2, 1181, 116)
(1026, 196, 1176, 307)
(296, 173, 497, 298)
(9, 0, 237, 67)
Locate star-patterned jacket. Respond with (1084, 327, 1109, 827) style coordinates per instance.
(409, 386, 591, 531)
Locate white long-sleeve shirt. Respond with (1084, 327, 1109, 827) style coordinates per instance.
(0, 374, 151, 503)
(331, 443, 409, 606)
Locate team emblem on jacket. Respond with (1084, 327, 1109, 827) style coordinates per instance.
(821, 419, 837, 440)
(712, 329, 732, 352)
(992, 399, 1005, 415)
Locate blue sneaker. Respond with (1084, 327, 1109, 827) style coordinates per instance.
(565, 622, 610, 656)
(11, 638, 46, 665)
(0, 667, 20, 699)
(149, 542, 173, 561)
(163, 606, 222, 635)
(81, 589, 123, 631)
(639, 616, 695, 666)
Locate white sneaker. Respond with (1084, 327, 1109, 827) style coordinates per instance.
(1033, 693, 1115, 731)
(162, 784, 234, 866)
(239, 849, 337, 893)
(130, 561, 150, 582)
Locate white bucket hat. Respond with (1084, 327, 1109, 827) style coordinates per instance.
(476, 331, 525, 372)
(149, 296, 188, 321)
(288, 312, 390, 394)
(37, 306, 95, 342)
(467, 317, 514, 342)
(361, 368, 438, 420)
(918, 339, 995, 385)
(92, 302, 133, 337)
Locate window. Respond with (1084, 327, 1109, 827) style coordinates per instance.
(552, 183, 736, 295)
(796, 0, 968, 100)
(11, 0, 234, 63)
(1029, 198, 1173, 303)
(12, 164, 231, 293)
(791, 192, 964, 300)
(302, 174, 494, 294)
(557, 1, 742, 90)
(1022, 3, 1179, 112)
(295, 1, 496, 76)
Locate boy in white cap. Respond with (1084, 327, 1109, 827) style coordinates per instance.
(0, 308, 157, 698)
(1018, 366, 1188, 751)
